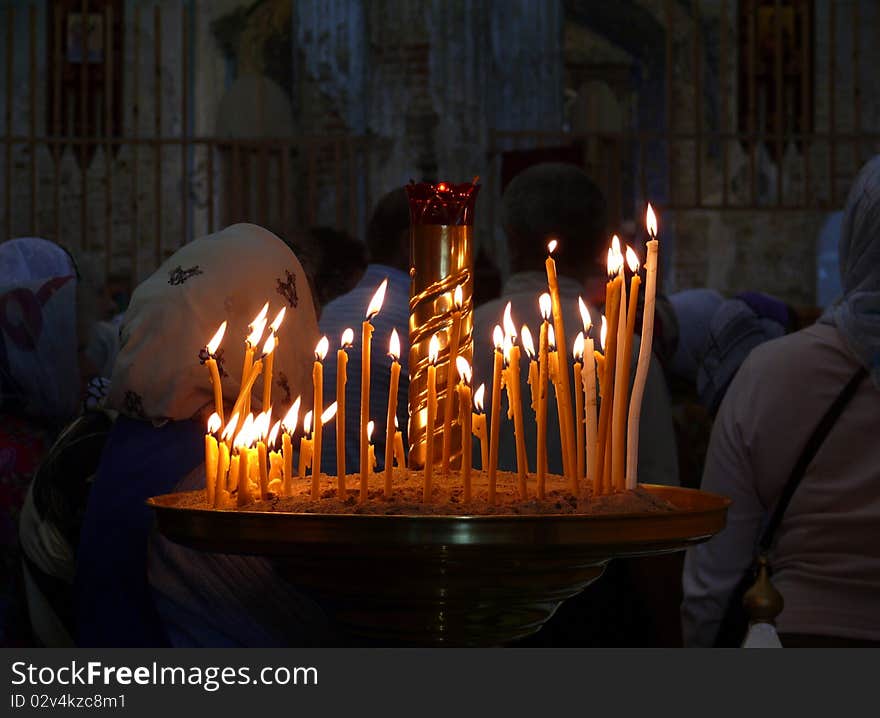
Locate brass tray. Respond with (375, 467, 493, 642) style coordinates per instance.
(148, 485, 729, 646)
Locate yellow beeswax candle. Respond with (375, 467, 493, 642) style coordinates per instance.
(488, 326, 504, 504)
(281, 398, 299, 497)
(361, 279, 388, 503)
(262, 307, 286, 411)
(424, 334, 440, 502)
(311, 337, 329, 499)
(627, 204, 659, 489)
(472, 384, 488, 470)
(521, 325, 539, 416)
(573, 333, 585, 484)
(205, 412, 221, 505)
(456, 356, 473, 502)
(384, 329, 402, 497)
(299, 410, 313, 481)
(502, 304, 528, 498)
(214, 441, 230, 508)
(441, 286, 464, 475)
(545, 240, 577, 493)
(337, 328, 353, 496)
(204, 322, 227, 424)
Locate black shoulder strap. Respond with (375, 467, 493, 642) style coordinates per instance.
(758, 365, 868, 553)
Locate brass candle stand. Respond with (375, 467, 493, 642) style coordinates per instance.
(148, 484, 729, 646)
(406, 181, 479, 470)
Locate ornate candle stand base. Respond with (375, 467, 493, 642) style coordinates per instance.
(148, 484, 729, 646)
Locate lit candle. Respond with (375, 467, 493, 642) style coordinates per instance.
(537, 294, 551, 497)
(203, 322, 227, 424)
(442, 285, 464, 475)
(230, 333, 275, 424)
(361, 279, 388, 503)
(215, 439, 230, 509)
(424, 334, 440, 503)
(367, 420, 376, 474)
(393, 415, 406, 470)
(216, 417, 237, 507)
(261, 307, 286, 411)
(255, 410, 271, 500)
(627, 204, 659, 489)
(311, 336, 330, 499)
(579, 301, 599, 489)
(268, 420, 282, 494)
(336, 328, 354, 496)
(573, 333, 585, 485)
(596, 250, 621, 496)
(502, 304, 528, 499)
(488, 325, 504, 504)
(299, 410, 313, 482)
(281, 397, 300, 497)
(611, 237, 629, 492)
(456, 356, 473, 502)
(384, 329, 402, 497)
(612, 246, 641, 492)
(545, 240, 577, 493)
(548, 324, 571, 487)
(205, 412, 221, 505)
(521, 325, 539, 416)
(234, 414, 255, 506)
(472, 383, 488, 470)
(316, 401, 338, 498)
(240, 303, 269, 417)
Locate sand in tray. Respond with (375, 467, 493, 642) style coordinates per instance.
(180, 468, 677, 516)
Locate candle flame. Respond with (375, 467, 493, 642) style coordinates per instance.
(207, 412, 222, 435)
(626, 246, 640, 273)
(303, 410, 313, 437)
(207, 321, 227, 355)
(340, 327, 354, 348)
(502, 334, 513, 365)
(612, 234, 621, 254)
(315, 335, 329, 361)
(321, 401, 338, 424)
(437, 182, 447, 192)
(247, 316, 268, 347)
(521, 325, 536, 359)
(502, 302, 517, 339)
(548, 324, 557, 351)
(453, 285, 463, 310)
(234, 414, 255, 449)
(456, 355, 472, 384)
(539, 293, 552, 321)
(646, 203, 658, 239)
(607, 247, 615, 278)
(255, 411, 270, 441)
(492, 325, 504, 351)
(268, 420, 281, 448)
(388, 328, 401, 361)
(428, 333, 440, 364)
(573, 332, 585, 361)
(367, 419, 375, 442)
(221, 412, 240, 442)
(366, 279, 388, 320)
(262, 332, 276, 357)
(600, 316, 608, 351)
(282, 397, 301, 434)
(474, 383, 486, 413)
(547, 239, 558, 254)
(269, 306, 286, 334)
(255, 301, 270, 323)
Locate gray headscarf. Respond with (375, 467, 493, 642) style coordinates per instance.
(821, 155, 880, 388)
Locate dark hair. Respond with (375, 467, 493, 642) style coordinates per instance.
(365, 188, 410, 270)
(501, 162, 607, 277)
(308, 226, 368, 307)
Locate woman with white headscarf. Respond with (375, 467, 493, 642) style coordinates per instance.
(74, 224, 328, 647)
(682, 156, 880, 647)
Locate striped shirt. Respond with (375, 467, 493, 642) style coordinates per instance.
(318, 265, 410, 475)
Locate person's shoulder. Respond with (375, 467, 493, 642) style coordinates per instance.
(742, 323, 846, 376)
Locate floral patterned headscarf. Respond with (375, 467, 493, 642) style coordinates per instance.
(107, 224, 320, 422)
